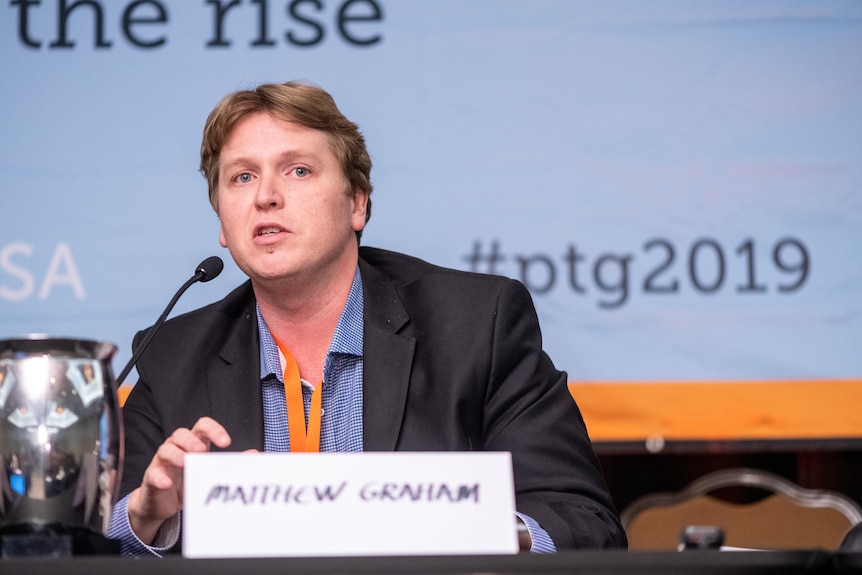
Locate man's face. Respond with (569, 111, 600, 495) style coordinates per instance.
(217, 112, 368, 287)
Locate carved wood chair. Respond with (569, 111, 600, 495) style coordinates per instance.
(621, 467, 862, 551)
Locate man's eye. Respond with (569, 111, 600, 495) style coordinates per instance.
(237, 173, 252, 183)
(294, 167, 309, 177)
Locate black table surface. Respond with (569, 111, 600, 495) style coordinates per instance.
(2, 550, 861, 575)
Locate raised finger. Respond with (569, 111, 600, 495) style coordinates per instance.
(190, 416, 232, 449)
(155, 439, 192, 470)
(167, 427, 211, 454)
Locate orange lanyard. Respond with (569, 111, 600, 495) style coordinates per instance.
(271, 333, 322, 453)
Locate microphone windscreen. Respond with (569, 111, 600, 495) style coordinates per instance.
(196, 256, 224, 282)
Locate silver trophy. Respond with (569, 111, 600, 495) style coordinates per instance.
(0, 337, 123, 556)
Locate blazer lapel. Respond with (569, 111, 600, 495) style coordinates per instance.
(207, 293, 265, 452)
(359, 258, 415, 451)
(201, 265, 415, 453)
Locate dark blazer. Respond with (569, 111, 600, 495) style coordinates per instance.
(121, 247, 626, 549)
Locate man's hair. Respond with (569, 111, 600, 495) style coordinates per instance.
(200, 81, 372, 240)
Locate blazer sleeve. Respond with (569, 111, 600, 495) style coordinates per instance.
(482, 279, 627, 549)
(118, 329, 166, 499)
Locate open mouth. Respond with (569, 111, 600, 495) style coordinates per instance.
(256, 225, 285, 237)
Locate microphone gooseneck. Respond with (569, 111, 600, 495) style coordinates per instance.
(115, 256, 224, 386)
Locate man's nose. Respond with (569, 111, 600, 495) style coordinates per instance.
(255, 173, 284, 209)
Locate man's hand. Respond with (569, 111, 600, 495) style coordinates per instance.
(127, 417, 231, 545)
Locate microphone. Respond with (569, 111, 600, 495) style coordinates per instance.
(115, 256, 224, 386)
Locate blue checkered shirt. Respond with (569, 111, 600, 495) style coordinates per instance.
(259, 268, 365, 454)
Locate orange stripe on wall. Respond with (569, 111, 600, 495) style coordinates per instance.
(120, 379, 862, 441)
(568, 379, 862, 442)
(118, 385, 132, 407)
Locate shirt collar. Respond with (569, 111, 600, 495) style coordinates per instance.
(257, 267, 364, 380)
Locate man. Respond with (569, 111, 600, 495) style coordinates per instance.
(108, 81, 627, 555)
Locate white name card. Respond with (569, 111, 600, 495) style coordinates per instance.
(182, 452, 519, 558)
